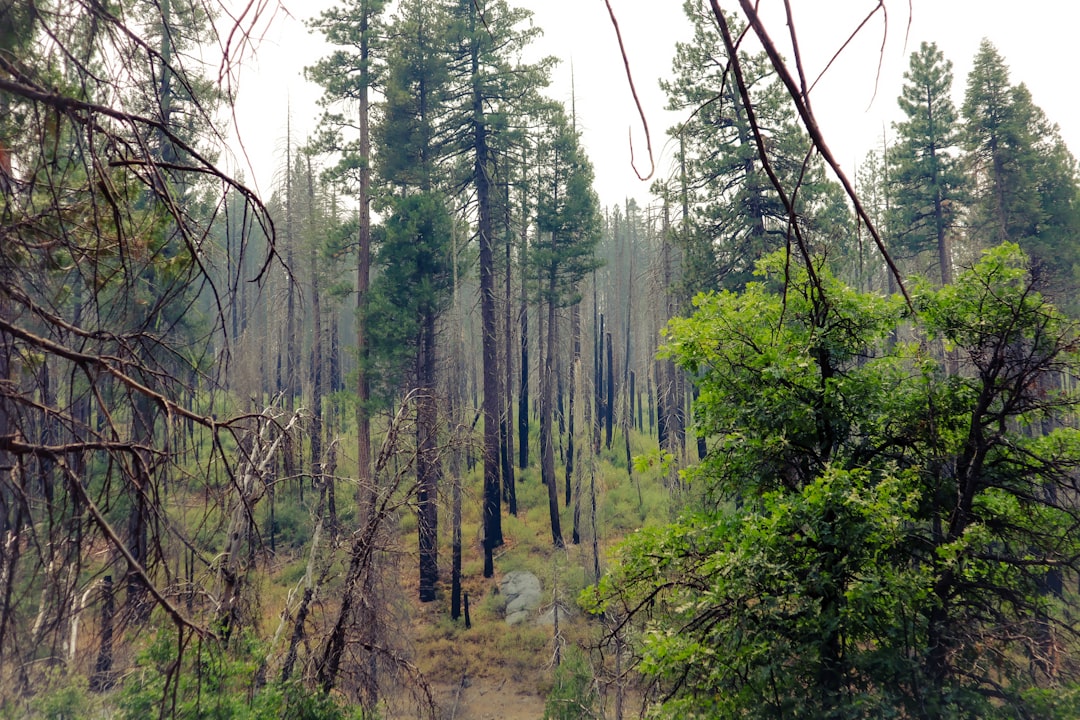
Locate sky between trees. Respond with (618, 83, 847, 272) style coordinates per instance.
(224, 0, 1080, 208)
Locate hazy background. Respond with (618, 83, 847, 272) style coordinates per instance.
(221, 0, 1080, 207)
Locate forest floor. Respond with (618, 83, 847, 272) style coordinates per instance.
(432, 677, 546, 720)
(382, 454, 665, 719)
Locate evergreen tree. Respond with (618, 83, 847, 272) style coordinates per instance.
(307, 0, 389, 505)
(890, 41, 965, 285)
(962, 39, 1029, 246)
(963, 40, 1080, 302)
(443, 0, 553, 576)
(661, 0, 845, 295)
(367, 192, 453, 602)
(370, 0, 455, 603)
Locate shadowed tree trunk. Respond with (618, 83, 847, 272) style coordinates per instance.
(502, 179, 517, 515)
(417, 313, 440, 602)
(541, 274, 564, 548)
(472, 0, 503, 578)
(605, 331, 614, 450)
(565, 302, 579, 507)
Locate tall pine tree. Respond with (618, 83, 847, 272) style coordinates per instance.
(890, 41, 965, 285)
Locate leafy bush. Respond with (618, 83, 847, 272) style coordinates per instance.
(117, 629, 365, 720)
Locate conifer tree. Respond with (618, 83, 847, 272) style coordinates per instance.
(371, 0, 455, 602)
(307, 0, 388, 506)
(443, 0, 553, 575)
(662, 1, 844, 294)
(962, 40, 1080, 301)
(890, 41, 965, 285)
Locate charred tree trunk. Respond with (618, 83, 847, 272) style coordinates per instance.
(517, 148, 531, 472)
(90, 576, 114, 692)
(594, 310, 604, 453)
(502, 178, 517, 515)
(356, 4, 375, 512)
(605, 332, 614, 450)
(307, 159, 331, 530)
(418, 314, 440, 602)
(473, 0, 502, 578)
(127, 390, 153, 621)
(518, 298, 530, 471)
(541, 288, 564, 548)
(565, 302, 579, 507)
(451, 469, 463, 620)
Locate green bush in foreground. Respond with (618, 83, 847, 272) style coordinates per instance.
(590, 245, 1080, 719)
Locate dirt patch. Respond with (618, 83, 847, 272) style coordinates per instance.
(435, 677, 547, 720)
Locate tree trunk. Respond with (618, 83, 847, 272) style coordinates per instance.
(418, 313, 440, 602)
(518, 294, 530, 470)
(502, 179, 517, 515)
(356, 0, 374, 521)
(127, 390, 153, 621)
(594, 309, 603, 453)
(90, 576, 114, 692)
(605, 331, 614, 450)
(517, 148, 531, 472)
(541, 287, 564, 548)
(565, 302, 579, 507)
(307, 159, 330, 530)
(451, 469, 463, 620)
(473, 0, 503, 578)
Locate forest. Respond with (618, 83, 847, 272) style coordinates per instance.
(3, 0, 1080, 718)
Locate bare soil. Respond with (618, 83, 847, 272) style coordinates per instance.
(433, 677, 547, 720)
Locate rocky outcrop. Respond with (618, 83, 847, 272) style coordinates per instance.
(500, 570, 542, 625)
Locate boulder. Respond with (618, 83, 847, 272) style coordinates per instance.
(500, 570, 542, 625)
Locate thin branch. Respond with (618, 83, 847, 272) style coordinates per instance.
(602, 0, 654, 181)
(731, 0, 912, 307)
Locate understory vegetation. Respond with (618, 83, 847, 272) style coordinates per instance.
(3, 0, 1080, 718)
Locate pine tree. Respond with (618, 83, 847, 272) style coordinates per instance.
(962, 39, 1026, 246)
(307, 0, 388, 508)
(962, 40, 1080, 301)
(661, 1, 844, 294)
(890, 41, 965, 285)
(443, 0, 553, 575)
(371, 0, 455, 603)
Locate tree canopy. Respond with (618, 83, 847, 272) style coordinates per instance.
(591, 245, 1080, 719)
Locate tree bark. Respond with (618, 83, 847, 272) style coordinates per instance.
(605, 331, 614, 450)
(417, 314, 440, 602)
(356, 0, 374, 519)
(541, 285, 564, 548)
(473, 0, 503, 578)
(90, 576, 114, 692)
(564, 303, 579, 507)
(502, 179, 517, 515)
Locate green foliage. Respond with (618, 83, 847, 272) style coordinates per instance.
(532, 105, 603, 308)
(962, 40, 1080, 301)
(595, 246, 1080, 718)
(543, 646, 597, 720)
(890, 41, 966, 278)
(659, 0, 850, 296)
(117, 629, 365, 720)
(22, 670, 104, 720)
(366, 192, 453, 398)
(305, 0, 389, 188)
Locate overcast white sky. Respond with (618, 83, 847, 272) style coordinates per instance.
(222, 0, 1080, 209)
